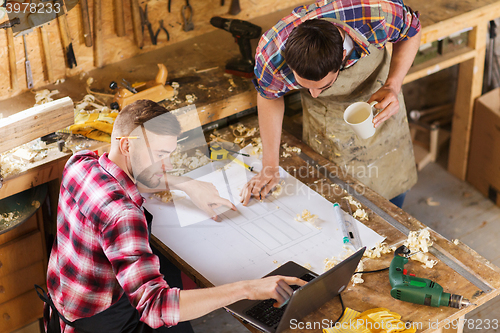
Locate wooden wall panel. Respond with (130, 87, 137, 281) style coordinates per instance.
(0, 0, 307, 100)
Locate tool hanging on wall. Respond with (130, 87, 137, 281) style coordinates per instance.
(56, 0, 77, 68)
(130, 0, 144, 48)
(182, 0, 194, 32)
(114, 0, 126, 37)
(139, 5, 155, 44)
(1, 18, 21, 90)
(168, 0, 171, 13)
(94, 0, 103, 67)
(22, 33, 34, 89)
(80, 0, 92, 47)
(228, 0, 240, 15)
(155, 20, 169, 43)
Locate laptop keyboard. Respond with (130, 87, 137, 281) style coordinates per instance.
(245, 273, 317, 328)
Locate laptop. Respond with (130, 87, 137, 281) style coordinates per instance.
(226, 247, 366, 333)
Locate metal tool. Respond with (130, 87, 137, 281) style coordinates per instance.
(210, 142, 255, 172)
(0, 17, 20, 30)
(181, 0, 194, 32)
(140, 5, 156, 45)
(154, 20, 169, 43)
(297, 150, 493, 293)
(22, 34, 34, 89)
(390, 245, 475, 309)
(56, 0, 77, 68)
(168, 0, 171, 12)
(121, 79, 138, 94)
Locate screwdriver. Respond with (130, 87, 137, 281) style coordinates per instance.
(22, 34, 34, 89)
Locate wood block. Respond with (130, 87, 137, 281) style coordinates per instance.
(0, 231, 43, 278)
(0, 289, 43, 332)
(0, 97, 73, 154)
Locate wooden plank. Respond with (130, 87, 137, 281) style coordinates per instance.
(404, 47, 476, 84)
(447, 23, 488, 180)
(0, 261, 45, 305)
(0, 97, 74, 154)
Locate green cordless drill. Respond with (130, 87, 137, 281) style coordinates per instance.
(389, 245, 473, 309)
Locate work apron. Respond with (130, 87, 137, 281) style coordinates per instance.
(301, 18, 417, 200)
(36, 209, 155, 333)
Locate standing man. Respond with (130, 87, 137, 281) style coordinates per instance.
(40, 100, 305, 333)
(241, 0, 421, 208)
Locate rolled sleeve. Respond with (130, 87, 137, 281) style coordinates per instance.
(387, 2, 421, 43)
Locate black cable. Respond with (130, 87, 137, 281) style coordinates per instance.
(330, 293, 346, 326)
(354, 266, 389, 274)
(328, 266, 389, 328)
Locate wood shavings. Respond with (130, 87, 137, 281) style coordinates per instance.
(151, 190, 173, 203)
(426, 197, 440, 206)
(295, 209, 321, 229)
(248, 137, 263, 157)
(168, 149, 211, 176)
(271, 181, 285, 198)
(273, 260, 278, 264)
(231, 124, 258, 146)
(54, 78, 65, 85)
(281, 143, 301, 155)
(0, 211, 21, 229)
(171, 82, 180, 89)
(353, 208, 369, 221)
(404, 229, 437, 268)
(303, 263, 312, 270)
(342, 195, 362, 209)
(453, 239, 460, 245)
(185, 94, 197, 104)
(75, 94, 113, 114)
(32, 200, 40, 209)
(34, 89, 59, 105)
(364, 242, 393, 259)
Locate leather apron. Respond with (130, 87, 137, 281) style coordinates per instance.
(301, 18, 417, 199)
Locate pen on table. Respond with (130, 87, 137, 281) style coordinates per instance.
(333, 202, 350, 245)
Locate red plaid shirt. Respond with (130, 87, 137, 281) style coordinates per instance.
(46, 151, 179, 332)
(253, 0, 421, 99)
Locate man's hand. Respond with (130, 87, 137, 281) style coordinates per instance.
(179, 179, 236, 221)
(246, 275, 307, 308)
(369, 84, 400, 128)
(240, 165, 280, 206)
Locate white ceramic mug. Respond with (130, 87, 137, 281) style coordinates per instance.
(343, 101, 379, 139)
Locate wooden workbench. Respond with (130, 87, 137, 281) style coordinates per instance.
(151, 115, 500, 333)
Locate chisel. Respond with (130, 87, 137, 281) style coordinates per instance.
(22, 34, 34, 89)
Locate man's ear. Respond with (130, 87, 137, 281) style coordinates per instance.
(118, 138, 131, 156)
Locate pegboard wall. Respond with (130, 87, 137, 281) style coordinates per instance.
(0, 0, 307, 100)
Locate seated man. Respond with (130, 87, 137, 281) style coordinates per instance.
(40, 99, 306, 333)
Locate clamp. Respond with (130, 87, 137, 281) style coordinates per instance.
(182, 0, 194, 32)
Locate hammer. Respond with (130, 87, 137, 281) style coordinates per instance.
(209, 142, 255, 173)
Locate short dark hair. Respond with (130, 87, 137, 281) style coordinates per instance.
(113, 100, 181, 138)
(283, 19, 344, 81)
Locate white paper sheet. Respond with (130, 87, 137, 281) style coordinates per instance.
(145, 146, 385, 286)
